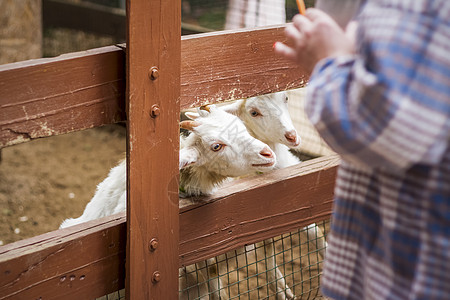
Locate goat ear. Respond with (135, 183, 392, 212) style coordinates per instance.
(196, 107, 210, 118)
(206, 104, 217, 111)
(221, 100, 242, 116)
(199, 104, 211, 112)
(185, 112, 199, 120)
(180, 120, 201, 131)
(179, 147, 199, 169)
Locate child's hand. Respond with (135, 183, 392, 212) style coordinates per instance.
(274, 8, 356, 74)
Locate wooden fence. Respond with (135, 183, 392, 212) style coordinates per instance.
(0, 0, 338, 299)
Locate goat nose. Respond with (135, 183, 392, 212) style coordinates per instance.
(285, 130, 298, 144)
(260, 147, 274, 158)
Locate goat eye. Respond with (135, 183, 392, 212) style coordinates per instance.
(250, 110, 261, 117)
(285, 96, 289, 103)
(211, 143, 224, 152)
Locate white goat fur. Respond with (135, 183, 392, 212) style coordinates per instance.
(222, 91, 301, 169)
(220, 91, 328, 299)
(59, 159, 127, 228)
(180, 106, 276, 197)
(61, 105, 275, 228)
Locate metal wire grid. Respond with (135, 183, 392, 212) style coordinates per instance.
(179, 220, 329, 300)
(98, 289, 125, 300)
(101, 220, 328, 300)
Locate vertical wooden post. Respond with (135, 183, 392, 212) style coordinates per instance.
(126, 0, 180, 298)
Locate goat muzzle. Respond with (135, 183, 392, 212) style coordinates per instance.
(259, 147, 274, 158)
(285, 130, 299, 146)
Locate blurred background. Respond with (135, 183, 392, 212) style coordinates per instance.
(0, 0, 316, 64)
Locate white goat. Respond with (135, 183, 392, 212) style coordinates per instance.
(60, 106, 275, 228)
(59, 159, 127, 228)
(179, 106, 276, 197)
(222, 91, 327, 250)
(222, 91, 301, 169)
(221, 91, 327, 299)
(60, 105, 276, 299)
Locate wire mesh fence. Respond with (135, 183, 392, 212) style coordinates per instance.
(101, 220, 328, 300)
(98, 289, 126, 300)
(179, 220, 329, 300)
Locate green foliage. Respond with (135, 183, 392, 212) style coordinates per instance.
(197, 9, 227, 31)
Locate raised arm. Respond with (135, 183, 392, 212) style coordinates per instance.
(276, 2, 450, 171)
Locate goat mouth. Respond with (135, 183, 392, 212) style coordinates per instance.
(252, 161, 275, 167)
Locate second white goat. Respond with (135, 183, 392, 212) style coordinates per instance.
(220, 91, 327, 299)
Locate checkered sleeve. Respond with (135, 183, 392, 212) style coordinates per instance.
(305, 0, 450, 171)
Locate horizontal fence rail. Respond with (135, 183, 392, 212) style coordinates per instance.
(0, 25, 308, 148)
(0, 215, 127, 300)
(0, 46, 127, 148)
(0, 155, 338, 300)
(180, 26, 308, 108)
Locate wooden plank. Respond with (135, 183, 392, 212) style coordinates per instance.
(181, 25, 309, 108)
(179, 154, 339, 266)
(0, 155, 338, 299)
(0, 25, 307, 148)
(0, 214, 126, 300)
(125, 0, 181, 299)
(0, 46, 126, 148)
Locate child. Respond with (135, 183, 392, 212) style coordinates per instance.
(275, 1, 450, 299)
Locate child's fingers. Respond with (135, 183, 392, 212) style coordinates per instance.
(292, 14, 313, 37)
(285, 23, 302, 42)
(304, 8, 328, 21)
(273, 42, 297, 61)
(305, 8, 340, 29)
(345, 21, 358, 39)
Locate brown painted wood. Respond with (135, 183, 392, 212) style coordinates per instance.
(0, 25, 308, 148)
(0, 155, 338, 299)
(178, 154, 339, 266)
(0, 46, 126, 148)
(180, 26, 309, 108)
(125, 0, 181, 299)
(0, 214, 126, 300)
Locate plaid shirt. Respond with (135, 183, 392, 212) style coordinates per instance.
(305, 1, 450, 299)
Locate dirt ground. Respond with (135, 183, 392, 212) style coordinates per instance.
(0, 125, 126, 246)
